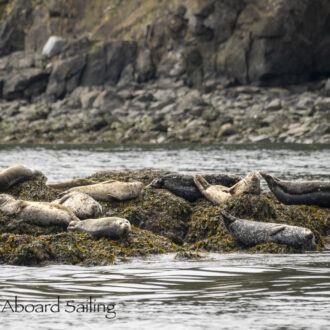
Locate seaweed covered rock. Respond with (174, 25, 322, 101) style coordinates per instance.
(88, 170, 171, 185)
(101, 188, 191, 245)
(8, 177, 59, 202)
(0, 227, 181, 266)
(187, 193, 329, 252)
(0, 171, 328, 265)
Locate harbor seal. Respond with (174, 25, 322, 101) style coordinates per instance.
(219, 209, 316, 250)
(260, 172, 330, 208)
(62, 180, 144, 202)
(193, 175, 231, 203)
(149, 173, 242, 202)
(0, 165, 45, 192)
(48, 178, 97, 190)
(193, 171, 261, 204)
(68, 217, 131, 239)
(52, 191, 102, 219)
(0, 194, 79, 227)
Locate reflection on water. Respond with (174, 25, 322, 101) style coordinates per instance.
(0, 253, 329, 330)
(0, 144, 329, 329)
(0, 143, 329, 183)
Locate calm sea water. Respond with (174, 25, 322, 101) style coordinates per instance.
(0, 144, 329, 329)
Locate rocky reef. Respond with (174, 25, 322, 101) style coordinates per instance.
(0, 0, 329, 144)
(0, 171, 328, 266)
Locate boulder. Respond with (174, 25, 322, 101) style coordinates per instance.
(135, 48, 155, 83)
(47, 54, 86, 98)
(42, 36, 67, 58)
(3, 68, 49, 100)
(0, 0, 33, 56)
(81, 41, 137, 86)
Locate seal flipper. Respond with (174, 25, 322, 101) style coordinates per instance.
(107, 193, 117, 200)
(269, 225, 286, 236)
(101, 180, 116, 184)
(218, 209, 237, 226)
(194, 175, 211, 192)
(56, 194, 72, 204)
(67, 220, 80, 231)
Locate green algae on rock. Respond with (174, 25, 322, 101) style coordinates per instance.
(0, 171, 329, 265)
(0, 227, 181, 266)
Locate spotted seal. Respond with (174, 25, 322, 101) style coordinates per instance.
(260, 172, 330, 208)
(219, 209, 316, 250)
(0, 165, 45, 192)
(0, 194, 79, 227)
(149, 173, 242, 202)
(62, 180, 144, 202)
(193, 171, 261, 204)
(48, 178, 97, 190)
(68, 217, 131, 239)
(52, 191, 102, 219)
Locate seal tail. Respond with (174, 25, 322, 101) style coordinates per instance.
(218, 209, 237, 227)
(194, 175, 211, 191)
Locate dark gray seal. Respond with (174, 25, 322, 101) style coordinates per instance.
(0, 165, 45, 192)
(260, 172, 330, 208)
(219, 209, 316, 250)
(149, 173, 242, 202)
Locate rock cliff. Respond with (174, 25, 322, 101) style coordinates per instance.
(0, 0, 329, 144)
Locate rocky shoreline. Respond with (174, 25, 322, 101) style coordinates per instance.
(0, 171, 329, 266)
(0, 0, 329, 145)
(0, 79, 329, 145)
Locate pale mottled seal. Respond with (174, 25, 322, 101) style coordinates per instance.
(0, 194, 79, 227)
(0, 165, 45, 192)
(193, 175, 231, 203)
(149, 173, 242, 202)
(68, 217, 131, 239)
(219, 209, 316, 250)
(52, 191, 102, 219)
(260, 172, 330, 208)
(48, 178, 97, 190)
(193, 171, 261, 204)
(62, 180, 144, 202)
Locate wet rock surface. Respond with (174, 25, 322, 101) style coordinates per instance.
(0, 80, 329, 144)
(0, 172, 328, 266)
